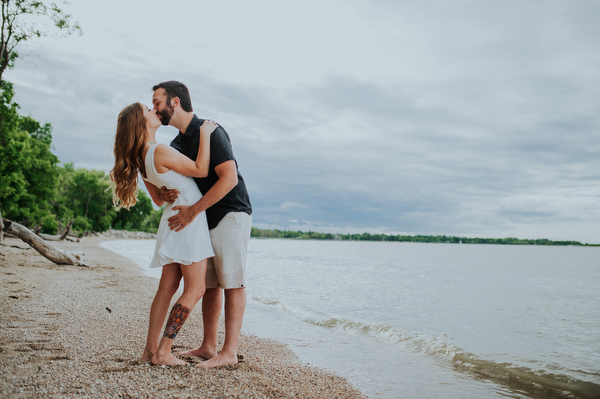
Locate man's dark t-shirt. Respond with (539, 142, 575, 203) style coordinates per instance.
(170, 115, 252, 229)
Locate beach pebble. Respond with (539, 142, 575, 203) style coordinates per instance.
(0, 236, 365, 398)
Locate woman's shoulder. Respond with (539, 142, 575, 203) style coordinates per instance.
(153, 143, 169, 150)
(153, 143, 176, 157)
(153, 143, 187, 171)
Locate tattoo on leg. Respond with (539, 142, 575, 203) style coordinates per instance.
(163, 303, 191, 339)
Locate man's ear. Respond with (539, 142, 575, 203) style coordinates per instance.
(171, 97, 180, 108)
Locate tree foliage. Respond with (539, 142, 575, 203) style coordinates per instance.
(1, 0, 82, 82)
(53, 165, 115, 232)
(0, 80, 58, 224)
(52, 163, 162, 234)
(0, 3, 164, 235)
(111, 185, 163, 233)
(0, 80, 162, 234)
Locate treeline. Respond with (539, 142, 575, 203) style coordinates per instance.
(250, 228, 597, 247)
(0, 81, 162, 235)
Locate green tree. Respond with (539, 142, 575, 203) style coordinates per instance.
(52, 164, 163, 234)
(40, 213, 57, 234)
(1, 0, 81, 82)
(53, 165, 115, 232)
(140, 204, 163, 233)
(0, 80, 59, 225)
(0, 80, 24, 217)
(112, 191, 159, 232)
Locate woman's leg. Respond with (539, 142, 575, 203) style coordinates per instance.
(151, 259, 207, 365)
(141, 264, 182, 361)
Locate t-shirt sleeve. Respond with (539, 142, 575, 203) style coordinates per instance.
(210, 127, 236, 167)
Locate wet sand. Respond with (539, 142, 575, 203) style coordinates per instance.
(0, 236, 366, 398)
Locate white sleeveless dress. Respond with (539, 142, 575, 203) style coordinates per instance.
(142, 144, 214, 268)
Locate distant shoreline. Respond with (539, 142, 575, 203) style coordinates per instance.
(91, 228, 599, 247)
(250, 228, 599, 247)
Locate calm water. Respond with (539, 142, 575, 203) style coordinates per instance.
(101, 239, 600, 399)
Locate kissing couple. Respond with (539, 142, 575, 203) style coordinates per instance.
(110, 80, 252, 367)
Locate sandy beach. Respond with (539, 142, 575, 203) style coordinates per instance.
(0, 235, 365, 398)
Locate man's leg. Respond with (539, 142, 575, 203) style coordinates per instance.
(178, 286, 222, 359)
(197, 287, 245, 367)
(182, 212, 251, 366)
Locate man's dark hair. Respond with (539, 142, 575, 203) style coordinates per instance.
(152, 81, 193, 112)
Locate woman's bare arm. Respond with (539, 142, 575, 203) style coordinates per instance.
(154, 120, 217, 178)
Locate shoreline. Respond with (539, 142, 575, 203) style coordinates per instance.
(0, 236, 365, 398)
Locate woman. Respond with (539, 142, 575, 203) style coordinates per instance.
(110, 102, 216, 366)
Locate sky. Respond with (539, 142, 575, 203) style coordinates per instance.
(5, 0, 600, 243)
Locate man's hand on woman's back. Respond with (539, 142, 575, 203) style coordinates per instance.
(159, 186, 179, 204)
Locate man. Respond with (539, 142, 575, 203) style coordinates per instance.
(151, 80, 252, 368)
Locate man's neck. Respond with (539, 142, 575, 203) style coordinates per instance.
(170, 112, 195, 133)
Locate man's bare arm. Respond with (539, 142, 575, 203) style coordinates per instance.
(168, 160, 238, 231)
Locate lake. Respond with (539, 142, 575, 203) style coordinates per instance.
(101, 238, 600, 399)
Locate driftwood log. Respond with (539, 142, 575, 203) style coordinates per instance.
(2, 219, 88, 267)
(37, 220, 74, 241)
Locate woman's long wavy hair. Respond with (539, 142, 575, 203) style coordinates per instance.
(110, 103, 148, 210)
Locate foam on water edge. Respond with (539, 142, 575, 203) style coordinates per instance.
(251, 294, 600, 399)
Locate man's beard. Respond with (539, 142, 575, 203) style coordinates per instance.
(158, 106, 174, 126)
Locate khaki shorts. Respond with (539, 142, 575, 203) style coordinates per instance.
(206, 212, 252, 289)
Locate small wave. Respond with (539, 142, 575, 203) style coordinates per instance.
(453, 354, 600, 399)
(252, 295, 461, 357)
(251, 295, 600, 399)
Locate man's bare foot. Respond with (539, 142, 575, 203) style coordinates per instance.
(177, 347, 217, 360)
(151, 353, 187, 366)
(196, 352, 238, 368)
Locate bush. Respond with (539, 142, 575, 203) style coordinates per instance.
(72, 215, 91, 233)
(40, 214, 58, 234)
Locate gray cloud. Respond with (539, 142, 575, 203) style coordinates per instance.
(5, 0, 600, 243)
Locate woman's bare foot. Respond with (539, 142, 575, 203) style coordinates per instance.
(141, 349, 154, 362)
(196, 352, 238, 368)
(151, 353, 187, 366)
(177, 347, 217, 360)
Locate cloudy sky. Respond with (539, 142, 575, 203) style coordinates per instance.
(6, 0, 600, 243)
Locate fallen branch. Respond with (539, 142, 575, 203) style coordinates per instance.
(2, 219, 88, 267)
(61, 220, 73, 240)
(34, 220, 73, 241)
(38, 233, 61, 241)
(38, 220, 73, 241)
